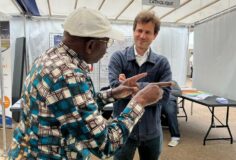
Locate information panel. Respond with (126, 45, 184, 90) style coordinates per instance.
(0, 20, 12, 127)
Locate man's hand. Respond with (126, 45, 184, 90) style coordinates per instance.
(111, 73, 147, 99)
(132, 84, 163, 107)
(119, 74, 126, 82)
(120, 74, 139, 87)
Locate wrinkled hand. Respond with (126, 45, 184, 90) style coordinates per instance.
(112, 73, 147, 99)
(132, 83, 163, 107)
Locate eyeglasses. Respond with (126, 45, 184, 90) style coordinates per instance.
(97, 39, 114, 48)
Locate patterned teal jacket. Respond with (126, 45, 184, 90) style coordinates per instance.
(9, 43, 144, 160)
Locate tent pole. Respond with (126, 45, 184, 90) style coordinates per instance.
(195, 5, 236, 26)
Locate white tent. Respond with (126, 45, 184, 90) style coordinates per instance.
(1, 0, 236, 96)
(1, 0, 236, 92)
(1, 0, 236, 25)
(1, 0, 236, 157)
(1, 0, 236, 93)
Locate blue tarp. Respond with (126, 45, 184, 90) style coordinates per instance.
(16, 0, 40, 16)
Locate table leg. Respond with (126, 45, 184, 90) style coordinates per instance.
(178, 98, 188, 122)
(204, 106, 233, 145)
(203, 106, 214, 145)
(191, 102, 193, 115)
(226, 106, 233, 144)
(182, 100, 188, 122)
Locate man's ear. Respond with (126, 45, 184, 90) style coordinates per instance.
(85, 40, 95, 54)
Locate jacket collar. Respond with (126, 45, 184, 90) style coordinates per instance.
(59, 42, 90, 73)
(127, 45, 157, 64)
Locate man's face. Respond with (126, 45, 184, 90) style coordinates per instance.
(84, 38, 109, 63)
(133, 22, 157, 52)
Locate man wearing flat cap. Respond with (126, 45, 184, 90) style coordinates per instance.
(8, 8, 164, 160)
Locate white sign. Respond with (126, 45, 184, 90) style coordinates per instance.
(142, 0, 180, 8)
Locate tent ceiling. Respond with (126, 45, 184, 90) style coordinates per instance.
(0, 0, 236, 25)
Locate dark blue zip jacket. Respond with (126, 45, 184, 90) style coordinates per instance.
(108, 46, 172, 141)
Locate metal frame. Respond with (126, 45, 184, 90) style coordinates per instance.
(98, 0, 106, 10)
(195, 4, 236, 25)
(3, 0, 236, 25)
(176, 0, 220, 22)
(160, 0, 192, 19)
(203, 106, 233, 145)
(115, 0, 135, 20)
(180, 94, 236, 145)
(47, 0, 52, 16)
(11, 0, 24, 15)
(177, 98, 188, 121)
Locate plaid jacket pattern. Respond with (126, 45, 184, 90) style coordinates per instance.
(8, 43, 144, 160)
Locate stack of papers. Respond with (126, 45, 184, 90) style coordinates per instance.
(194, 93, 213, 100)
(181, 88, 213, 100)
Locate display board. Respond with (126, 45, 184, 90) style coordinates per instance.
(49, 33, 63, 47)
(0, 20, 12, 127)
(98, 36, 133, 89)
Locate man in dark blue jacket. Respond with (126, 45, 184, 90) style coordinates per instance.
(108, 10, 172, 160)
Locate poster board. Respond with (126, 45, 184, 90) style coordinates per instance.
(99, 36, 133, 88)
(0, 20, 12, 127)
(49, 33, 63, 47)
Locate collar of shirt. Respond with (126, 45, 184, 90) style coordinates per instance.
(59, 42, 90, 73)
(134, 45, 150, 66)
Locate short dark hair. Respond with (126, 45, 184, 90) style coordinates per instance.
(133, 10, 161, 34)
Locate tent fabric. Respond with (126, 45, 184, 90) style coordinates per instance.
(1, 0, 236, 25)
(9, 18, 188, 89)
(4, 0, 236, 98)
(193, 9, 236, 100)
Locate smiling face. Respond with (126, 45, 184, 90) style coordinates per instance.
(132, 10, 160, 55)
(133, 22, 157, 55)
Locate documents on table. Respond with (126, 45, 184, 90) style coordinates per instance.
(181, 88, 213, 100)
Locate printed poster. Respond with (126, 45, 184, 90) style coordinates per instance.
(0, 20, 12, 127)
